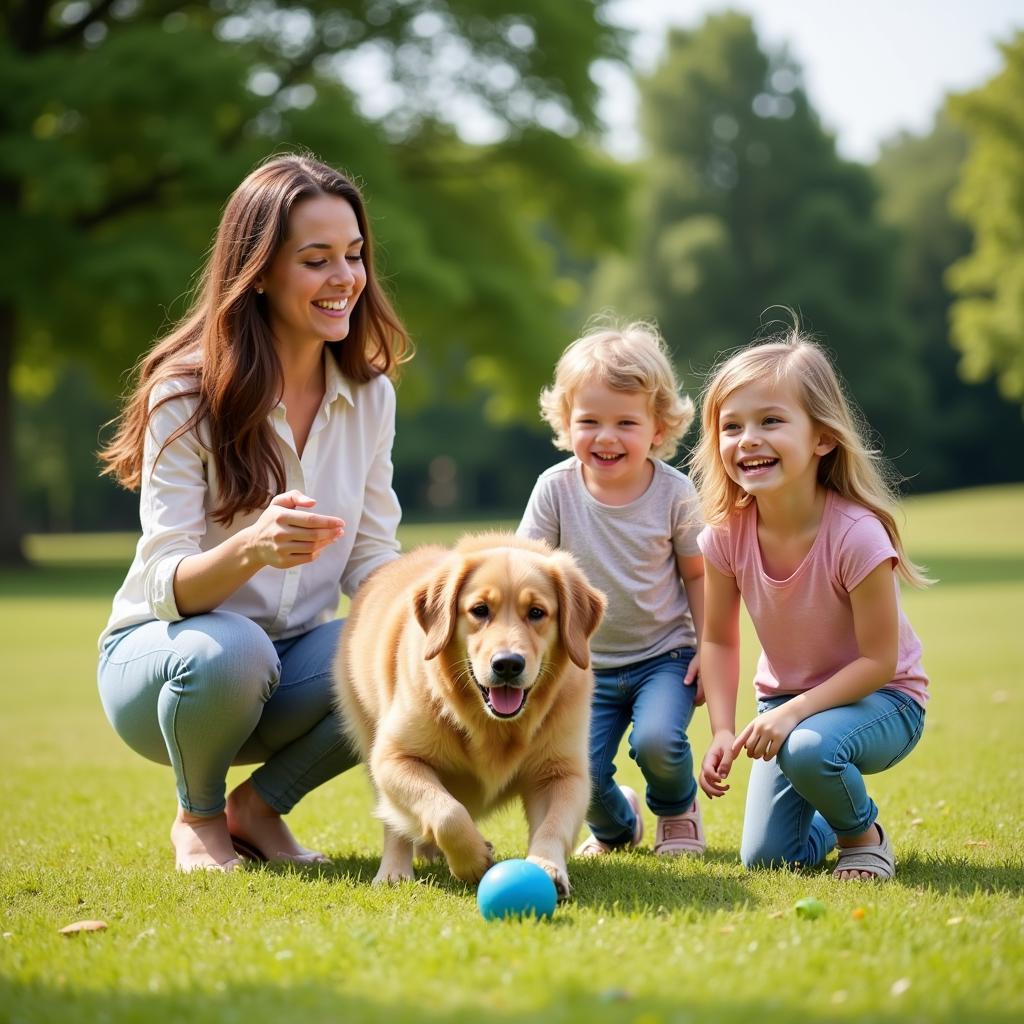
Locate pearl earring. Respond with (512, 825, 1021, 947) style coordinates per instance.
(255, 286, 264, 295)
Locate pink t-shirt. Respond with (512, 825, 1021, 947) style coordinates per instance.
(698, 490, 928, 707)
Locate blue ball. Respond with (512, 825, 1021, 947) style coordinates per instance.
(477, 859, 558, 921)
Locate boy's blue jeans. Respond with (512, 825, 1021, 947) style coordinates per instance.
(586, 647, 699, 845)
(97, 612, 357, 817)
(741, 689, 925, 869)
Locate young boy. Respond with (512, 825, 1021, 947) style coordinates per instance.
(518, 321, 706, 856)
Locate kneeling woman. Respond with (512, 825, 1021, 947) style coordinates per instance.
(98, 153, 411, 871)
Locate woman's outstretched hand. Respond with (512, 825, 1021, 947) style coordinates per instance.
(244, 491, 344, 568)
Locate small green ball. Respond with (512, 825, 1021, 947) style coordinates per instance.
(794, 897, 826, 919)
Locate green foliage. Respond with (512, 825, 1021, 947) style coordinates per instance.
(2, 487, 1024, 1023)
(597, 13, 929, 478)
(14, 363, 138, 532)
(1, 0, 630, 552)
(393, 395, 555, 519)
(3, 0, 627, 389)
(874, 116, 1024, 490)
(1, 17, 265, 367)
(948, 31, 1024, 405)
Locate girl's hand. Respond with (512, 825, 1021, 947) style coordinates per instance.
(732, 705, 800, 762)
(683, 651, 705, 706)
(244, 491, 345, 569)
(699, 730, 735, 798)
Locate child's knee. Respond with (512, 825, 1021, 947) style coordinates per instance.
(630, 727, 689, 780)
(777, 727, 827, 785)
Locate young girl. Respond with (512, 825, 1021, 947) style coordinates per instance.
(692, 330, 929, 880)
(98, 153, 411, 871)
(518, 322, 706, 857)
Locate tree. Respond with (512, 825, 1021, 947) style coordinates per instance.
(874, 115, 1024, 490)
(2, 0, 628, 560)
(594, 13, 929, 480)
(947, 31, 1024, 407)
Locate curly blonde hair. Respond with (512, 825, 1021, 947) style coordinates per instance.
(539, 320, 694, 461)
(690, 328, 931, 588)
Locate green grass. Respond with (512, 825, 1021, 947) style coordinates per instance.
(2, 488, 1022, 1023)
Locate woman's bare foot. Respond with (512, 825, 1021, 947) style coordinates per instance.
(171, 808, 243, 872)
(225, 778, 330, 865)
(835, 823, 886, 880)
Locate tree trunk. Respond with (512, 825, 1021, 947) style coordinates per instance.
(0, 0, 28, 564)
(0, 298, 26, 565)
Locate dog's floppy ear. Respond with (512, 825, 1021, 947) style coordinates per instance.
(551, 555, 606, 669)
(413, 556, 476, 660)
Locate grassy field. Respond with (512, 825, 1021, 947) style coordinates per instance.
(2, 486, 1022, 1023)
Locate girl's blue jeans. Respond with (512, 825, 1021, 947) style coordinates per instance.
(586, 647, 699, 845)
(97, 612, 357, 817)
(741, 688, 925, 869)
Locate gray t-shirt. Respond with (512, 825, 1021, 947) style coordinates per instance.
(517, 456, 702, 670)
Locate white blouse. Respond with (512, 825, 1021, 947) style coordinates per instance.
(100, 355, 401, 647)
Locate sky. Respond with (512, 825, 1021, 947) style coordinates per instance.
(597, 0, 1024, 163)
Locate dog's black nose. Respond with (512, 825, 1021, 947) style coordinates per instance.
(491, 652, 526, 681)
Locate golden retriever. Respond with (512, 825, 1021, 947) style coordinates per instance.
(334, 532, 605, 899)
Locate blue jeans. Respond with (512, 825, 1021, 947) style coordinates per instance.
(97, 612, 357, 816)
(740, 688, 925, 869)
(587, 647, 699, 845)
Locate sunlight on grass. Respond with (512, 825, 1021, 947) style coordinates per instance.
(2, 486, 1022, 1023)
(23, 519, 519, 569)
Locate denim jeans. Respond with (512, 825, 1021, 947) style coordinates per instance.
(740, 688, 925, 869)
(97, 612, 357, 816)
(586, 647, 699, 845)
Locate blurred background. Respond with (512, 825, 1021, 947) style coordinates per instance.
(4, 0, 1024, 565)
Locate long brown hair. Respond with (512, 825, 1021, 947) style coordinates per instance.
(100, 153, 411, 525)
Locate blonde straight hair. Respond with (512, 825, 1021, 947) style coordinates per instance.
(690, 330, 931, 588)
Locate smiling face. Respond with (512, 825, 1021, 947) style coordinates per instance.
(412, 537, 605, 725)
(257, 193, 366, 353)
(568, 381, 664, 501)
(454, 555, 563, 720)
(717, 375, 835, 497)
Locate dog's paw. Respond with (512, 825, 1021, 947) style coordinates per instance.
(447, 849, 495, 885)
(527, 855, 571, 901)
(445, 837, 495, 886)
(433, 807, 494, 884)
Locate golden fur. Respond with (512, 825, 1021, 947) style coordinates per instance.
(334, 532, 605, 898)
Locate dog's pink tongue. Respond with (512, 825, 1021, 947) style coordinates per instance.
(489, 686, 525, 715)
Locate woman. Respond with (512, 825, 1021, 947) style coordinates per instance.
(98, 153, 411, 871)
